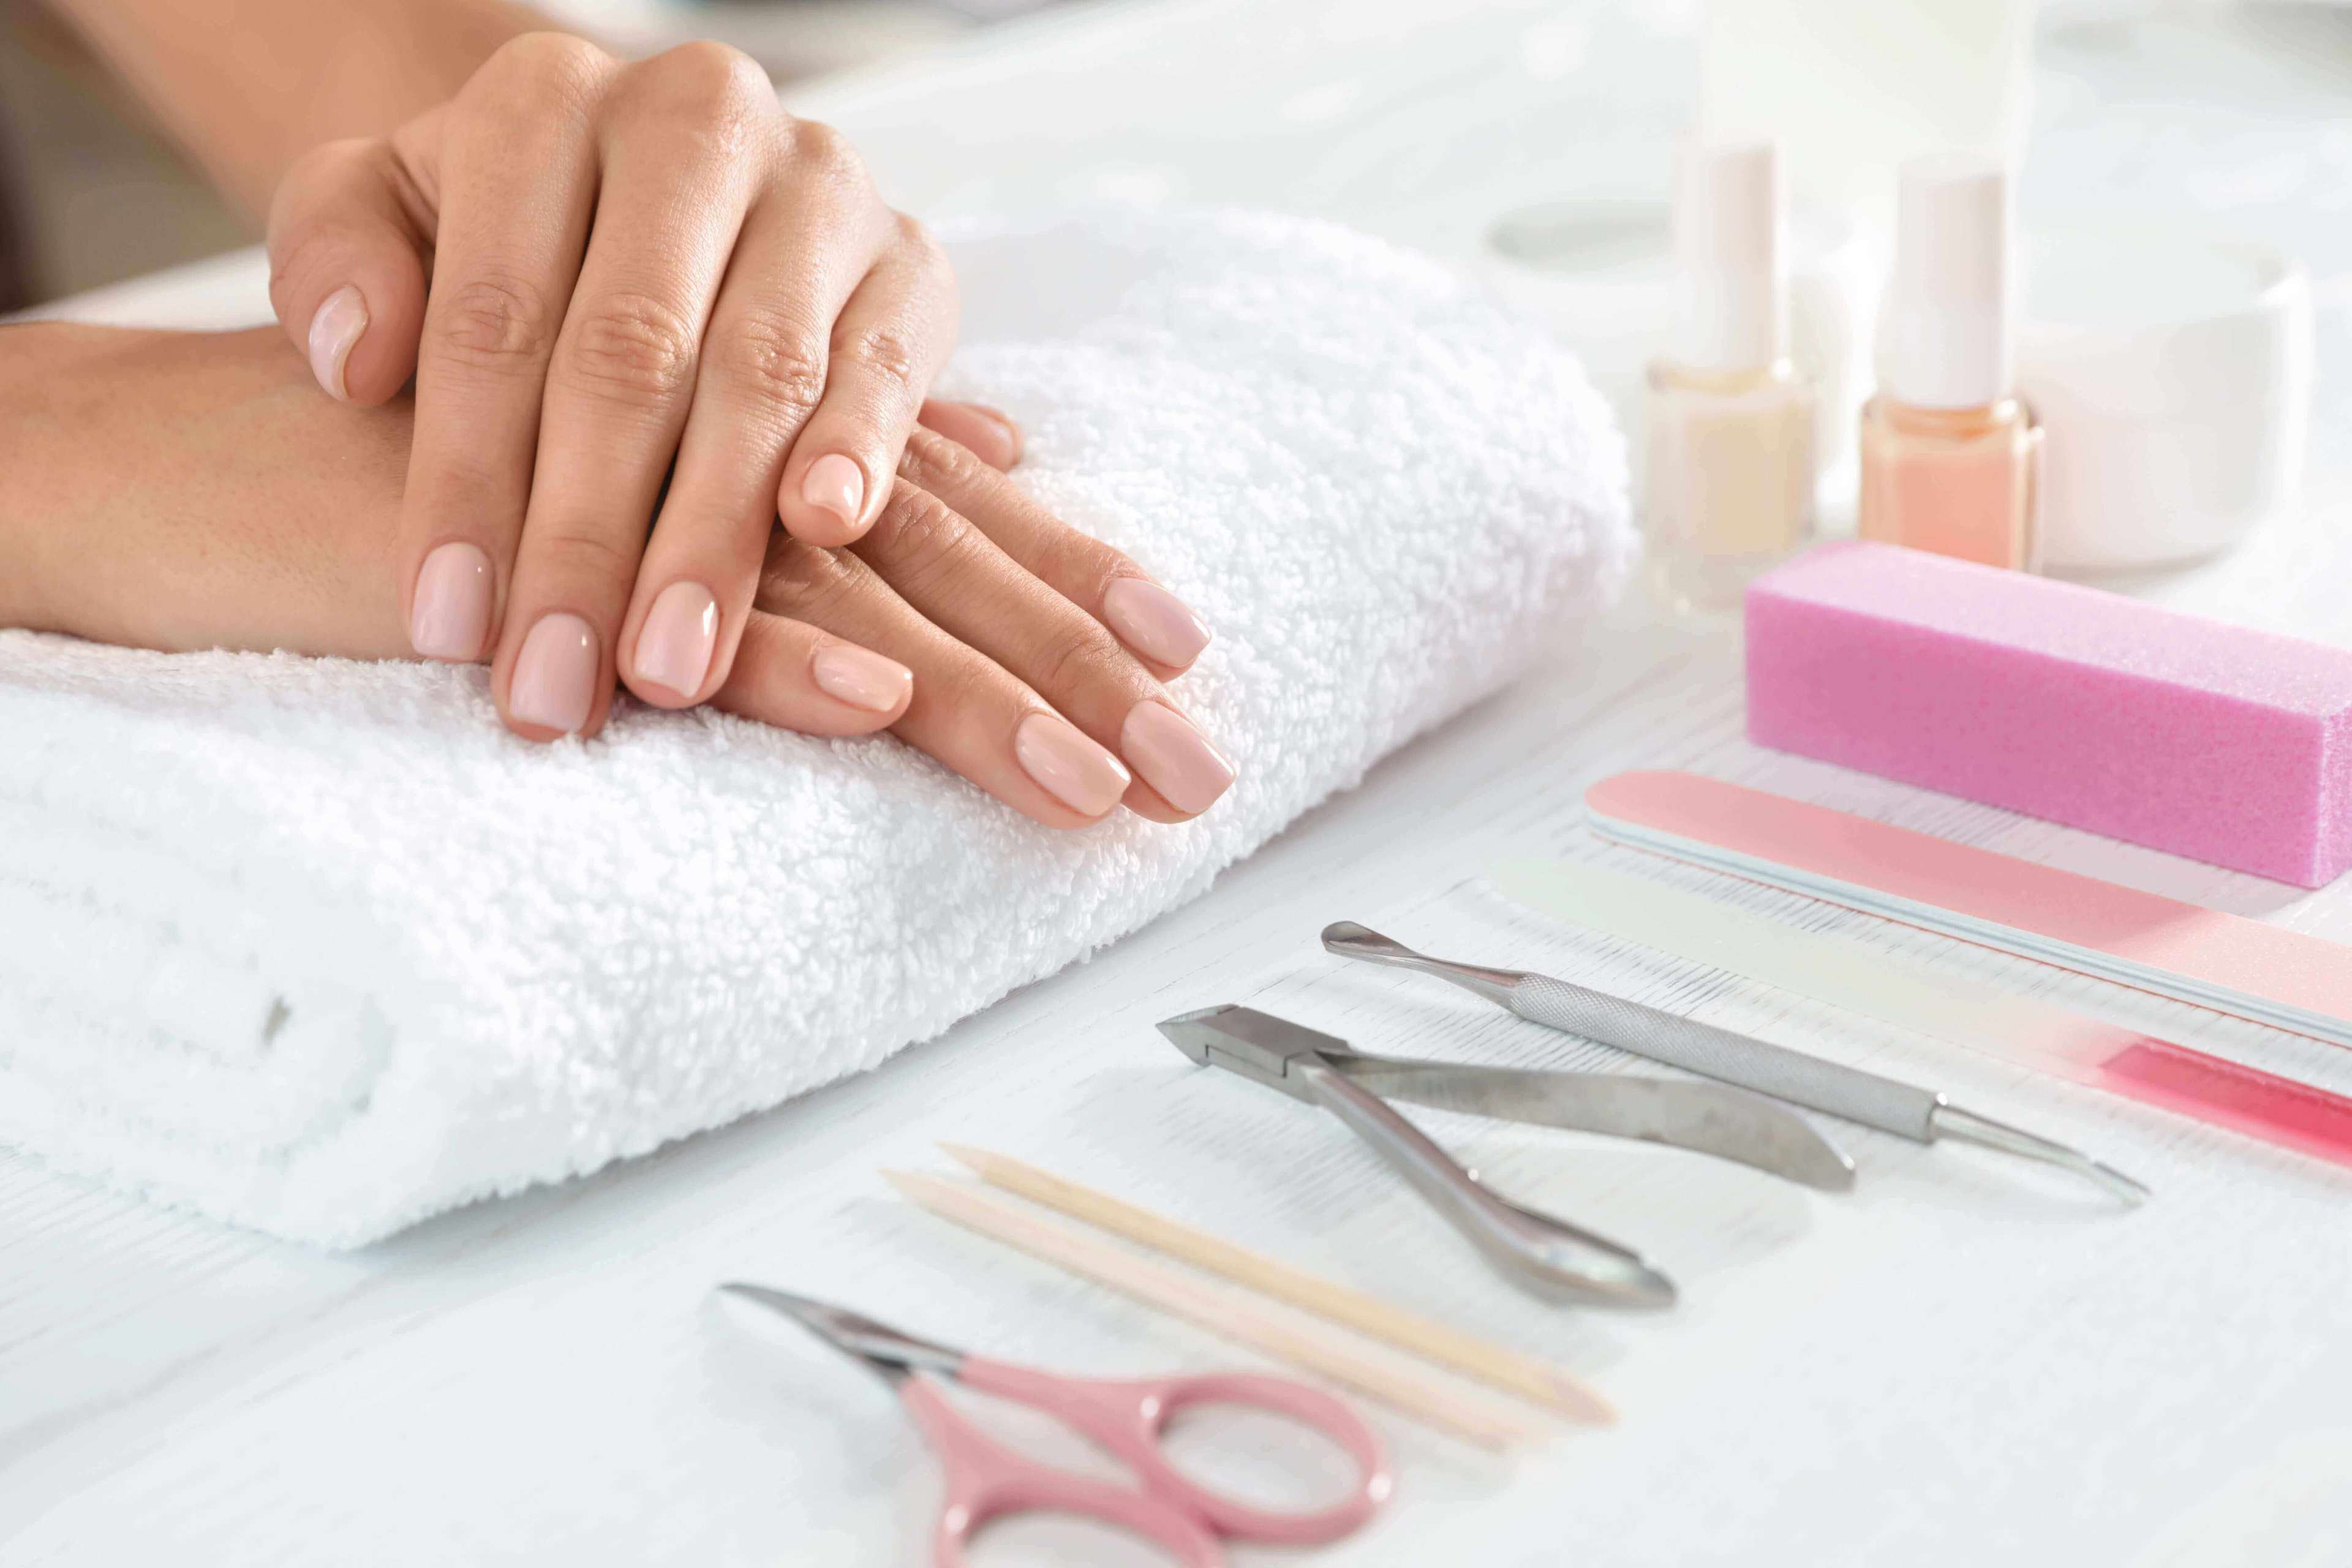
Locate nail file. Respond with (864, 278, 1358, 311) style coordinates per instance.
(1745, 540, 2352, 886)
(1488, 858, 2352, 1168)
(1584, 770, 2352, 1052)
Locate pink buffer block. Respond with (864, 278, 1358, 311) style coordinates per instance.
(1745, 541, 2352, 887)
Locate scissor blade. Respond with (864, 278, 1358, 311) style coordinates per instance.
(715, 1283, 964, 1380)
(1330, 1060, 1857, 1192)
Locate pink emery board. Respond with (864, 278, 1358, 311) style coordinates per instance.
(1744, 541, 2352, 888)
(1586, 770, 2352, 1051)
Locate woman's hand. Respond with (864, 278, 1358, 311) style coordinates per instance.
(263, 33, 1013, 741)
(2, 326, 1231, 826)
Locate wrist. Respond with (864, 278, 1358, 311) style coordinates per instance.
(0, 325, 416, 656)
(0, 323, 102, 633)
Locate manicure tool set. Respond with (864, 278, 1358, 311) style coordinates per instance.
(718, 742, 2352, 1555)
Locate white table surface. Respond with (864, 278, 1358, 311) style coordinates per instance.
(9, 3, 2352, 1563)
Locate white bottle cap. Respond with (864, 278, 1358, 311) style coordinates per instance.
(1669, 139, 1785, 372)
(1877, 154, 2014, 409)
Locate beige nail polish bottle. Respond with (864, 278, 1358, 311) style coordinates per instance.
(1858, 156, 2042, 571)
(1643, 139, 1815, 615)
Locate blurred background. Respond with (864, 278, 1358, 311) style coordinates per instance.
(4, 0, 2346, 312)
(6, 0, 2350, 575)
(0, 0, 1074, 308)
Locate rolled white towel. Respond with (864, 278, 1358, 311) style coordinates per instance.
(0, 208, 1631, 1246)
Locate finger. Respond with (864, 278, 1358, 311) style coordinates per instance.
(853, 483, 1233, 820)
(897, 427, 1211, 677)
(739, 537, 1131, 829)
(615, 121, 891, 709)
(491, 41, 777, 736)
(774, 214, 956, 548)
(396, 33, 612, 669)
(916, 398, 1022, 470)
(265, 132, 433, 405)
(708, 611, 911, 736)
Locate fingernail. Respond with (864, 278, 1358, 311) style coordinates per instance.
(1014, 712, 1131, 817)
(510, 612, 600, 735)
(1101, 578, 1212, 668)
(1120, 699, 1235, 815)
(307, 285, 368, 401)
(801, 453, 867, 528)
(812, 643, 913, 713)
(633, 580, 718, 699)
(409, 541, 494, 661)
(971, 405, 1022, 465)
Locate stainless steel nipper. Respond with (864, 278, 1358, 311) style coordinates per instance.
(1158, 1003, 1857, 1310)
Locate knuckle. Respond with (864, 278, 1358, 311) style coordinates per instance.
(927, 654, 1001, 722)
(756, 537, 857, 617)
(433, 273, 556, 369)
(897, 424, 981, 490)
(894, 211, 947, 269)
(649, 39, 769, 103)
(275, 137, 376, 209)
(560, 292, 700, 405)
(530, 522, 639, 588)
(623, 41, 772, 151)
(785, 116, 861, 176)
(865, 487, 976, 587)
(713, 311, 828, 417)
(839, 321, 921, 390)
(1031, 622, 1125, 699)
(480, 32, 611, 110)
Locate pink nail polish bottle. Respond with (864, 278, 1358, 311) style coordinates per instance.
(1858, 156, 2043, 571)
(1643, 139, 1815, 616)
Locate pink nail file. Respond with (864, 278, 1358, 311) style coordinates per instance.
(1744, 540, 2352, 888)
(1585, 769, 2352, 1050)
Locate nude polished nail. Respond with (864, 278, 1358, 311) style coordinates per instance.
(967, 405, 1022, 466)
(812, 643, 913, 713)
(801, 454, 867, 529)
(633, 581, 718, 699)
(1102, 578, 1211, 668)
(307, 285, 369, 401)
(409, 541, 494, 662)
(1014, 712, 1131, 817)
(510, 613, 599, 735)
(1120, 700, 1235, 815)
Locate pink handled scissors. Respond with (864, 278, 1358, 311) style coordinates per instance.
(720, 1283, 1392, 1566)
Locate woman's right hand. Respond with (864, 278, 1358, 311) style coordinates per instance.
(2, 325, 1232, 826)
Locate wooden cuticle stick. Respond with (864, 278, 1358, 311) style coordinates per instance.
(883, 1169, 1554, 1451)
(938, 1144, 1613, 1424)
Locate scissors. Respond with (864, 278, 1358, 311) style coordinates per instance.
(719, 1283, 1391, 1566)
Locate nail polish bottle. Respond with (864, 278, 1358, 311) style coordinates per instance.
(1858, 155, 2042, 570)
(1643, 139, 1815, 615)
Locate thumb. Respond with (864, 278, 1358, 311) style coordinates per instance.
(266, 137, 431, 405)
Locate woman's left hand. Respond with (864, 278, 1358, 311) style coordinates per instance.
(261, 33, 1017, 740)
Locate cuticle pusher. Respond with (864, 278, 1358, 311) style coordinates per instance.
(1322, 921, 2150, 1207)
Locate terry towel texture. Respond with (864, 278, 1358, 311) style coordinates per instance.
(0, 209, 1632, 1246)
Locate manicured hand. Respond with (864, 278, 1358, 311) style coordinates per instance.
(263, 34, 1015, 739)
(2, 325, 1232, 827)
(732, 429, 1233, 826)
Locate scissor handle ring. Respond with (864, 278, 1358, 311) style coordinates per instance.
(1125, 1371, 1393, 1545)
(901, 1376, 1225, 1568)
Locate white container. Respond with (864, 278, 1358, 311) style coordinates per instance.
(2017, 230, 2311, 572)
